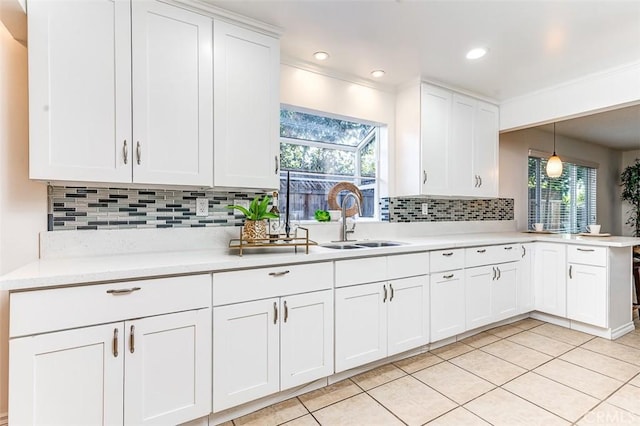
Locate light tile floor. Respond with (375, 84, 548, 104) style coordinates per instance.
(228, 315, 640, 425)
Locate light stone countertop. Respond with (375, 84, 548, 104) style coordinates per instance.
(1, 229, 639, 292)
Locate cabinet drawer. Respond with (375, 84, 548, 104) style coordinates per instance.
(430, 249, 464, 272)
(567, 245, 607, 267)
(387, 253, 429, 279)
(10, 274, 211, 338)
(335, 257, 387, 288)
(213, 262, 332, 305)
(465, 244, 520, 268)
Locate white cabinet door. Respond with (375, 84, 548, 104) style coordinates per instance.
(420, 84, 452, 195)
(430, 271, 465, 341)
(214, 20, 280, 190)
(280, 290, 333, 390)
(335, 283, 387, 372)
(125, 309, 211, 425)
(28, 0, 132, 183)
(465, 266, 493, 330)
(534, 243, 567, 317)
(473, 101, 499, 197)
(449, 94, 475, 195)
(131, 1, 213, 186)
(518, 244, 535, 313)
(9, 323, 124, 425)
(567, 264, 608, 328)
(387, 276, 429, 356)
(213, 299, 279, 412)
(493, 262, 519, 322)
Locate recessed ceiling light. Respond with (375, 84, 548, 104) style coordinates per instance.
(370, 70, 385, 78)
(466, 47, 488, 60)
(313, 51, 329, 61)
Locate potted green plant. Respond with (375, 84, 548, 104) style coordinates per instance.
(621, 158, 640, 237)
(228, 195, 279, 241)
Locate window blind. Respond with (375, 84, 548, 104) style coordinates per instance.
(528, 155, 597, 233)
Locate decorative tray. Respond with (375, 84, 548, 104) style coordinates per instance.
(229, 226, 317, 256)
(577, 233, 611, 237)
(522, 230, 555, 234)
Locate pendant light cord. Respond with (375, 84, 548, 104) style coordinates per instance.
(553, 122, 556, 155)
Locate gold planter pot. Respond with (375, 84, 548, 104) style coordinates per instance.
(242, 220, 267, 242)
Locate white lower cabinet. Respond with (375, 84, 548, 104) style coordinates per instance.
(534, 243, 567, 317)
(492, 261, 519, 322)
(213, 289, 333, 412)
(9, 275, 212, 426)
(465, 266, 493, 330)
(430, 271, 465, 341)
(567, 263, 608, 328)
(518, 244, 535, 313)
(335, 276, 429, 372)
(10, 309, 211, 426)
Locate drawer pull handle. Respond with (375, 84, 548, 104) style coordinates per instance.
(389, 283, 394, 302)
(383, 284, 388, 303)
(112, 328, 119, 358)
(284, 301, 289, 323)
(477, 249, 486, 253)
(504, 246, 513, 250)
(442, 252, 454, 257)
(129, 325, 135, 353)
(268, 270, 290, 277)
(569, 265, 573, 279)
(443, 274, 454, 279)
(106, 287, 141, 295)
(577, 248, 595, 252)
(273, 302, 278, 324)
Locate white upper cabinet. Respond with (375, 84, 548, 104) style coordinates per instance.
(131, 1, 213, 186)
(29, 0, 213, 186)
(396, 82, 499, 197)
(28, 0, 132, 183)
(213, 20, 280, 190)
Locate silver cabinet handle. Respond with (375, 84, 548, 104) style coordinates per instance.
(477, 249, 486, 253)
(112, 328, 119, 358)
(136, 141, 141, 165)
(123, 140, 128, 165)
(129, 325, 135, 354)
(497, 267, 501, 280)
(474, 175, 479, 187)
(478, 176, 482, 187)
(106, 287, 141, 295)
(443, 274, 454, 279)
(275, 156, 279, 174)
(504, 246, 513, 250)
(268, 270, 290, 277)
(521, 245, 526, 258)
(423, 170, 427, 184)
(569, 265, 573, 279)
(492, 267, 496, 280)
(442, 252, 454, 257)
(284, 300, 288, 323)
(389, 283, 394, 302)
(383, 284, 388, 303)
(273, 301, 278, 325)
(577, 248, 595, 252)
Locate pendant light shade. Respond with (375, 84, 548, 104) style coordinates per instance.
(546, 123, 563, 178)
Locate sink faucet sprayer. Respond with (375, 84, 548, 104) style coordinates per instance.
(340, 192, 362, 241)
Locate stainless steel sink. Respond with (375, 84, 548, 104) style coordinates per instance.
(321, 240, 405, 250)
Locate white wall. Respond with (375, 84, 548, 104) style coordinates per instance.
(621, 150, 640, 236)
(280, 64, 396, 195)
(0, 22, 48, 416)
(499, 127, 622, 234)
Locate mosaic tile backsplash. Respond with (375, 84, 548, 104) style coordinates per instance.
(48, 186, 514, 231)
(48, 186, 265, 231)
(380, 197, 514, 222)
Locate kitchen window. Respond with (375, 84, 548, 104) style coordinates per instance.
(528, 151, 597, 233)
(279, 107, 379, 220)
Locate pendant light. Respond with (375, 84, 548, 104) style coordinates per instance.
(546, 122, 563, 178)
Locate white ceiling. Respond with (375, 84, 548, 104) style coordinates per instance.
(206, 0, 640, 150)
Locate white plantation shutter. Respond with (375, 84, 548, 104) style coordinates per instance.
(528, 155, 597, 234)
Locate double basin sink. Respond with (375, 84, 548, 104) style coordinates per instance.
(321, 240, 404, 250)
